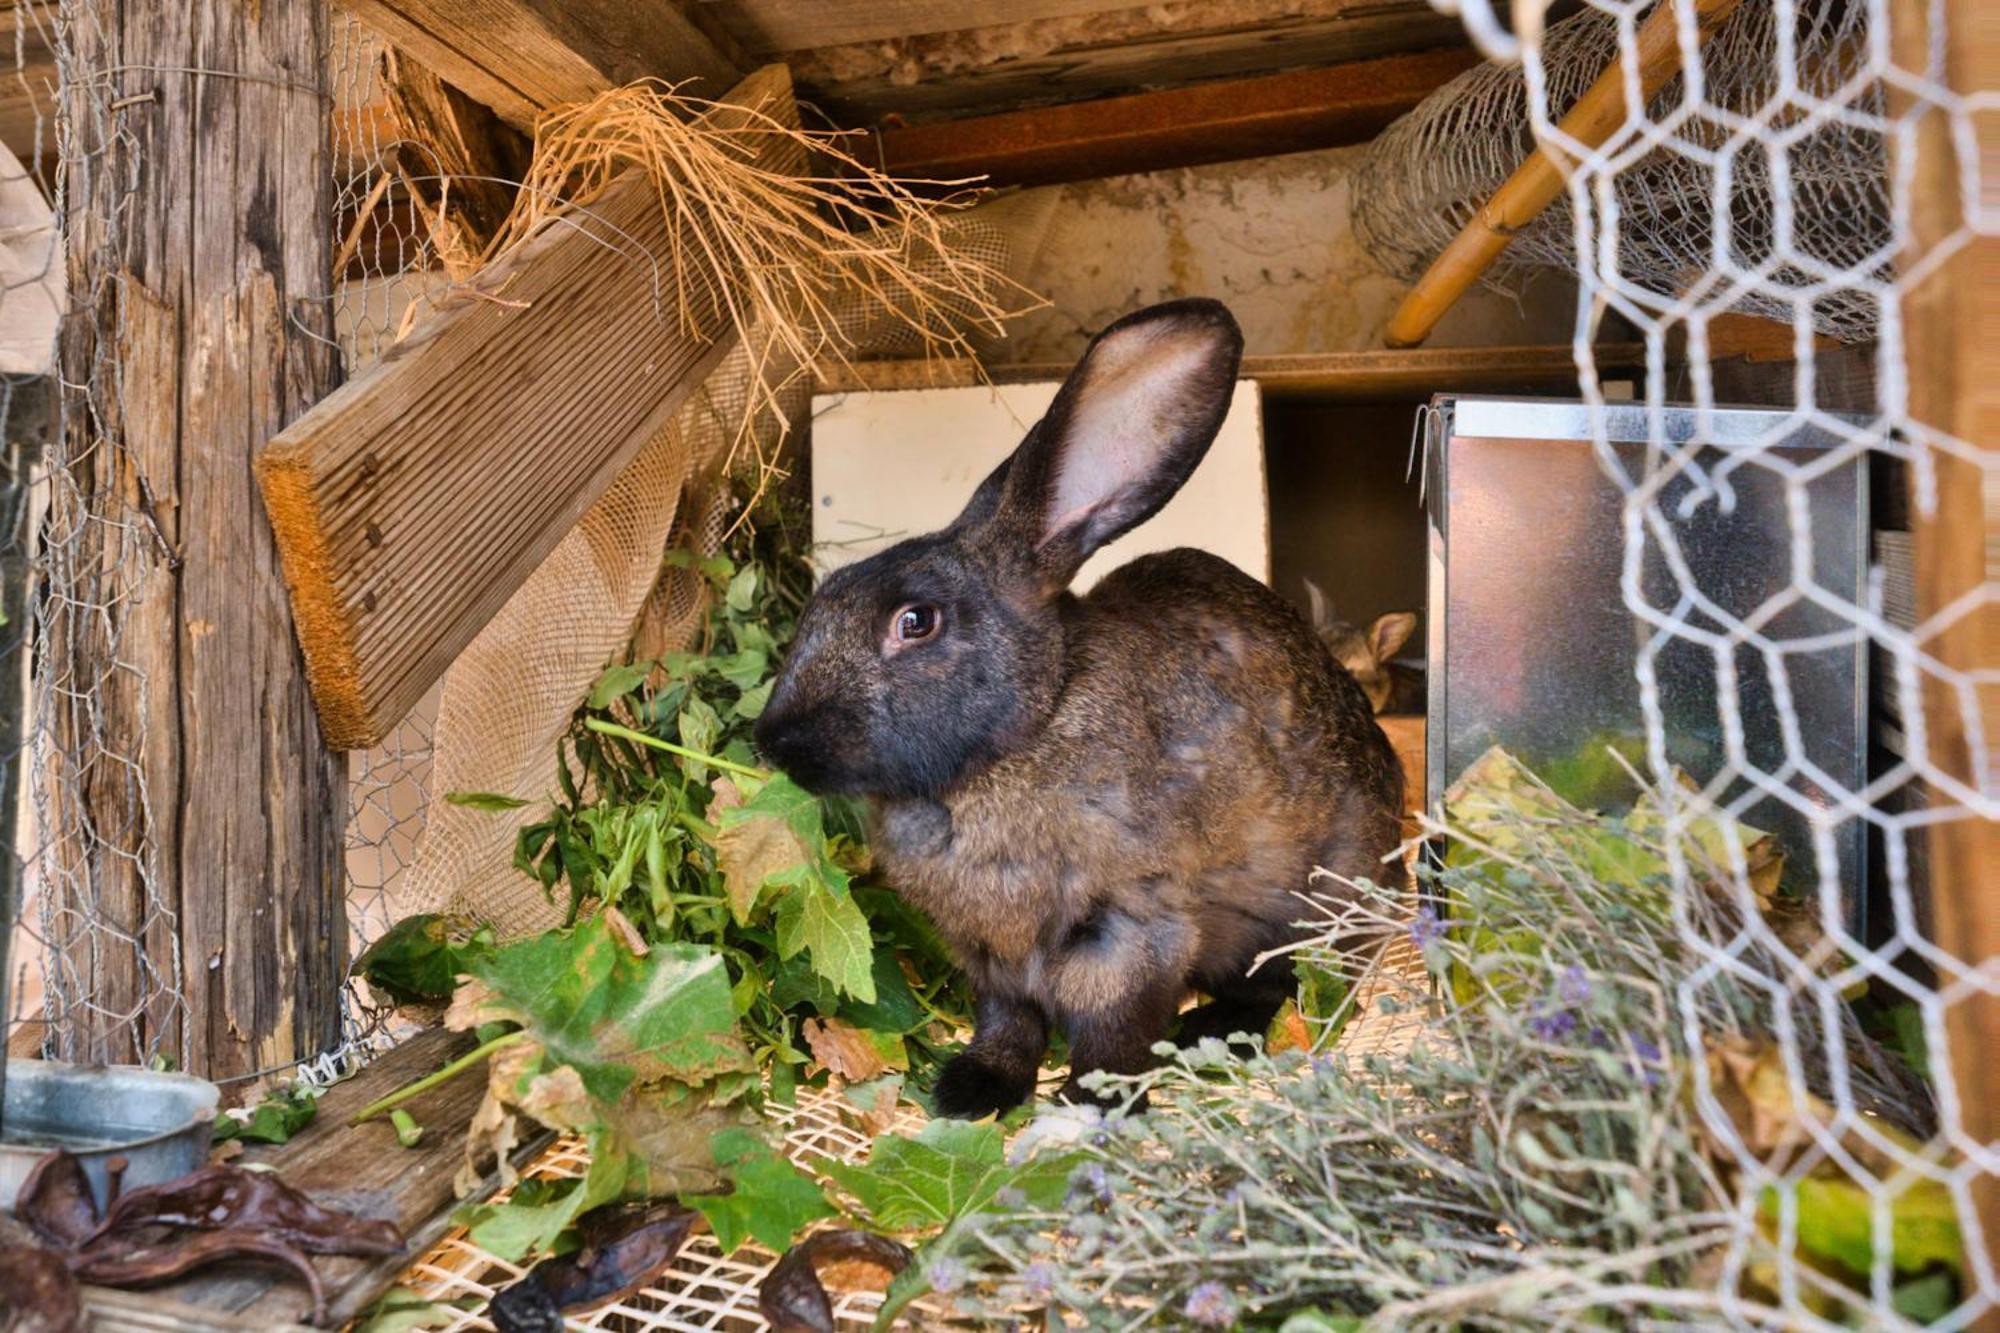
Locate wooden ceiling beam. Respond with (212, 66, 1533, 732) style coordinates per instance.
(335, 0, 747, 129)
(790, 1, 1469, 122)
(873, 49, 1480, 189)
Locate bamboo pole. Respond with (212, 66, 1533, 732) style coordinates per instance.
(1382, 0, 1743, 349)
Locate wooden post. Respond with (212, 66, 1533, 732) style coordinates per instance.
(1893, 0, 1998, 1309)
(56, 0, 346, 1078)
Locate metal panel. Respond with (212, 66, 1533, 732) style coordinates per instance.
(1425, 396, 1868, 919)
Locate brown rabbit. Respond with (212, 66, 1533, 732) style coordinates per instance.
(1302, 580, 1425, 716)
(756, 299, 1404, 1117)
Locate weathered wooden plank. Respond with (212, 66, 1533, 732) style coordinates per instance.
(872, 50, 1479, 190)
(815, 344, 1652, 401)
(1892, 0, 1999, 1301)
(791, 4, 1470, 122)
(96, 1026, 551, 1328)
(51, 0, 346, 1078)
(260, 64, 798, 750)
(336, 0, 745, 130)
(720, 0, 1164, 53)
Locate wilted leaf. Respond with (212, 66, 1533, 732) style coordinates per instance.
(803, 1017, 905, 1081)
(712, 777, 814, 926)
(1265, 1000, 1313, 1055)
(354, 1286, 481, 1333)
(686, 1128, 836, 1254)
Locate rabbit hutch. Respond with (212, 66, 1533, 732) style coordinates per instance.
(0, 0, 1992, 1329)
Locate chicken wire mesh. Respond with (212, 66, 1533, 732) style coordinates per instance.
(1351, 0, 1994, 1324)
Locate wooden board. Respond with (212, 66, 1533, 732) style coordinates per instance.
(719, 0, 1159, 53)
(90, 1026, 551, 1329)
(258, 64, 798, 750)
(1891, 0, 1998, 1301)
(872, 50, 1480, 190)
(792, 5, 1471, 122)
(336, 0, 745, 129)
(815, 344, 1653, 402)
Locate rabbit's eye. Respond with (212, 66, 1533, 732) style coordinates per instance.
(892, 603, 940, 644)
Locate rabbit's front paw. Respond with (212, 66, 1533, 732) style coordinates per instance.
(933, 1052, 1036, 1120)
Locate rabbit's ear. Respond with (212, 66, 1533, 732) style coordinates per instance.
(950, 455, 1013, 529)
(991, 299, 1242, 588)
(1368, 611, 1418, 663)
(1302, 578, 1332, 632)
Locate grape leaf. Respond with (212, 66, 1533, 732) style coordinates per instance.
(826, 1120, 1071, 1233)
(772, 862, 875, 1004)
(465, 917, 750, 1105)
(712, 778, 814, 926)
(588, 662, 652, 709)
(352, 914, 496, 1004)
(686, 1128, 835, 1254)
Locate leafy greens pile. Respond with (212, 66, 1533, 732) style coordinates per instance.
(352, 494, 972, 1264)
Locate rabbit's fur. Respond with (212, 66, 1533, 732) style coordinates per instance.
(757, 300, 1404, 1116)
(1303, 580, 1425, 716)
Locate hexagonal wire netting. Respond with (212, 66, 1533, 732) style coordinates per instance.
(1356, 0, 1994, 1324)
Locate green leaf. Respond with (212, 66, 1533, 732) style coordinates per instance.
(772, 862, 876, 1004)
(352, 1287, 481, 1333)
(443, 791, 533, 812)
(837, 951, 928, 1034)
(1891, 1273, 1958, 1322)
(213, 1086, 318, 1145)
(469, 918, 750, 1107)
(390, 1109, 424, 1148)
(677, 699, 722, 778)
(713, 778, 816, 927)
(726, 565, 758, 613)
(686, 1127, 835, 1254)
(1761, 1175, 1964, 1277)
(353, 915, 497, 1005)
(587, 662, 652, 709)
(733, 679, 774, 720)
(826, 1119, 1072, 1233)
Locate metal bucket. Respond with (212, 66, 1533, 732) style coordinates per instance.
(0, 1059, 220, 1215)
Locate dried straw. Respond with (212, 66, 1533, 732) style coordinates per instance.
(420, 78, 1047, 508)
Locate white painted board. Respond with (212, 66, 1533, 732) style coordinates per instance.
(809, 380, 1268, 591)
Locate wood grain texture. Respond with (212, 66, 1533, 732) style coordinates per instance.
(0, 2, 53, 170)
(53, 0, 346, 1078)
(791, 4, 1470, 122)
(1892, 0, 1998, 1306)
(815, 344, 1651, 401)
(871, 49, 1479, 189)
(260, 64, 798, 750)
(90, 1026, 551, 1329)
(719, 0, 1157, 53)
(336, 0, 745, 129)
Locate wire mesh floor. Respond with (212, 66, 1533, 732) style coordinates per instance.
(385, 932, 1434, 1331)
(390, 1088, 941, 1331)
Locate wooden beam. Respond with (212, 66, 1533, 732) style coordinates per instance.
(260, 65, 798, 750)
(814, 343, 1652, 401)
(871, 50, 1480, 190)
(791, 2, 1470, 123)
(1892, 0, 1999, 1306)
(0, 3, 55, 172)
(335, 0, 746, 130)
(720, 0, 1156, 54)
(52, 0, 346, 1079)
(376, 45, 529, 267)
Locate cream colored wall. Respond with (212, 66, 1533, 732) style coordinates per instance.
(989, 144, 1574, 363)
